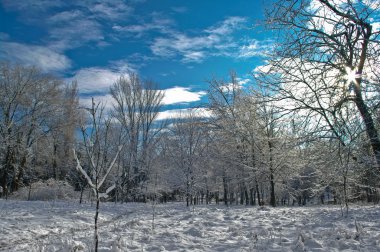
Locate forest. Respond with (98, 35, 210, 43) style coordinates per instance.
(1, 0, 380, 250)
(1, 0, 380, 210)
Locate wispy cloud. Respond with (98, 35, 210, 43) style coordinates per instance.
(0, 32, 10, 40)
(3, 0, 133, 51)
(162, 87, 206, 105)
(2, 0, 65, 20)
(205, 16, 247, 35)
(85, 0, 133, 20)
(0, 41, 71, 72)
(47, 10, 104, 50)
(238, 39, 273, 58)
(112, 12, 174, 38)
(149, 16, 248, 63)
(171, 6, 188, 13)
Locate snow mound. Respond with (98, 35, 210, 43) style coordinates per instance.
(10, 179, 79, 201)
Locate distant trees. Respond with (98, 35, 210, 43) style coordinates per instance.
(163, 112, 210, 206)
(0, 62, 78, 198)
(207, 73, 297, 207)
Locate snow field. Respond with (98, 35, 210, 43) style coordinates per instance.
(0, 200, 379, 251)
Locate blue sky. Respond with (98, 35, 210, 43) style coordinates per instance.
(0, 0, 273, 118)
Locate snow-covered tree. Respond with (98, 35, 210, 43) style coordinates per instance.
(73, 98, 122, 252)
(110, 73, 164, 202)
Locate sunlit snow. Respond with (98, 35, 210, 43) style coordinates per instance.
(1, 199, 379, 251)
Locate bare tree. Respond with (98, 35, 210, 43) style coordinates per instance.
(259, 0, 380, 171)
(0, 62, 74, 197)
(163, 112, 210, 207)
(73, 98, 122, 252)
(110, 73, 164, 202)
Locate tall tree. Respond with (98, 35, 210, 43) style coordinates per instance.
(259, 0, 380, 170)
(110, 73, 164, 201)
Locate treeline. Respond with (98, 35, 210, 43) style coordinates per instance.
(0, 62, 378, 208)
(1, 0, 380, 208)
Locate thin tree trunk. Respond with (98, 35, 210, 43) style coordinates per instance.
(240, 184, 244, 205)
(270, 170, 276, 207)
(244, 187, 249, 206)
(223, 176, 228, 206)
(256, 183, 261, 206)
(95, 191, 99, 252)
(249, 188, 254, 206)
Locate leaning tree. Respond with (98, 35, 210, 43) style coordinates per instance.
(258, 0, 380, 172)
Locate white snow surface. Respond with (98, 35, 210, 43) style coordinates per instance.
(0, 200, 380, 251)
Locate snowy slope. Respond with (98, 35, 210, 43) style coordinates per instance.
(0, 200, 379, 251)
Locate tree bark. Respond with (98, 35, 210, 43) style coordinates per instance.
(223, 176, 228, 206)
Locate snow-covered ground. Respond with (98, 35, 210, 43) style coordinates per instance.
(0, 200, 379, 252)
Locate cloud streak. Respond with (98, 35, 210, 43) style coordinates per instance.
(3, 0, 133, 51)
(238, 39, 273, 58)
(0, 42, 71, 72)
(149, 16, 253, 63)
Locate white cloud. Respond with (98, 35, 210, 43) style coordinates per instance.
(0, 42, 71, 72)
(157, 108, 212, 120)
(219, 78, 251, 92)
(162, 87, 206, 105)
(372, 22, 380, 32)
(252, 63, 273, 77)
(182, 51, 206, 63)
(79, 94, 115, 110)
(68, 60, 135, 94)
(69, 67, 122, 94)
(237, 78, 251, 86)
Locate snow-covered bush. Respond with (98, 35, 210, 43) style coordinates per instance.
(10, 179, 79, 201)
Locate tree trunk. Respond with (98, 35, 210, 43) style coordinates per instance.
(268, 140, 276, 207)
(244, 186, 249, 205)
(223, 176, 228, 206)
(353, 89, 380, 170)
(1, 146, 14, 199)
(270, 170, 276, 207)
(256, 184, 261, 206)
(240, 184, 244, 205)
(95, 191, 99, 252)
(249, 188, 255, 206)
